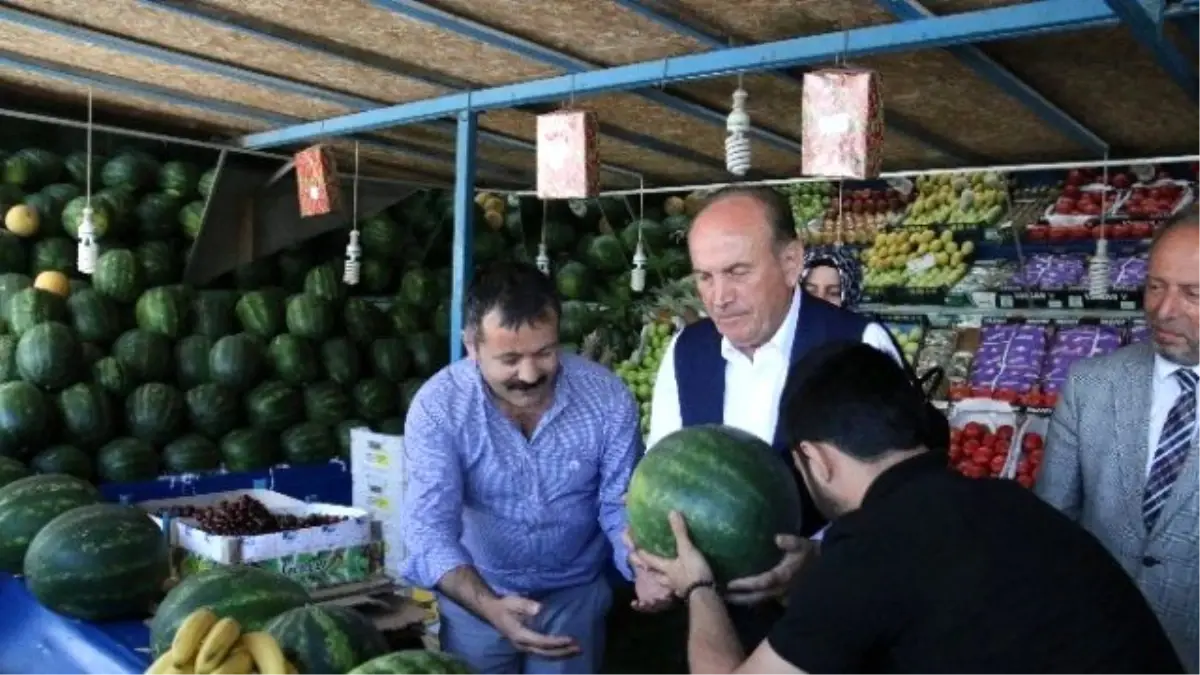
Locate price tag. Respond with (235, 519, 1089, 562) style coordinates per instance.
(971, 291, 997, 308)
(1068, 295, 1085, 308)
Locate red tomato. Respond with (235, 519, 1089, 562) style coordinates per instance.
(1017, 473, 1035, 489)
(1022, 433, 1045, 451)
(973, 446, 993, 465)
(962, 463, 986, 479)
(989, 454, 1007, 474)
(996, 424, 1015, 439)
(955, 460, 975, 475)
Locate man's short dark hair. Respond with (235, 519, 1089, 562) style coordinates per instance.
(696, 185, 798, 248)
(781, 341, 935, 460)
(1151, 206, 1198, 251)
(464, 261, 561, 340)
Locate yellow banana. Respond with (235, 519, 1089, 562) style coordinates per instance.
(210, 647, 254, 675)
(172, 608, 219, 668)
(195, 617, 242, 674)
(145, 651, 174, 675)
(240, 632, 287, 675)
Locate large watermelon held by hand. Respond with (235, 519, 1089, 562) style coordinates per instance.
(264, 604, 389, 675)
(149, 565, 311, 656)
(24, 503, 168, 621)
(625, 425, 803, 584)
(0, 473, 102, 573)
(350, 650, 474, 674)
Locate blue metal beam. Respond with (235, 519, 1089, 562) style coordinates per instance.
(449, 110, 476, 364)
(609, 0, 987, 164)
(874, 0, 1109, 155)
(369, 0, 806, 154)
(0, 48, 528, 185)
(240, 0, 1157, 150)
(135, 0, 731, 178)
(1104, 0, 1198, 100)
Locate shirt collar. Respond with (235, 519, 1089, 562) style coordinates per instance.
(719, 288, 803, 362)
(860, 451, 948, 508)
(1153, 353, 1200, 384)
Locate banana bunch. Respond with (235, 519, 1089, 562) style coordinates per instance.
(146, 608, 298, 675)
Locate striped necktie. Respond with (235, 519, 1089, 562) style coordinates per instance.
(1143, 368, 1199, 533)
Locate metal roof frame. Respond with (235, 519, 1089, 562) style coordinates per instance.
(1103, 0, 1198, 101)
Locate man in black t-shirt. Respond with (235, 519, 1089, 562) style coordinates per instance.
(631, 342, 1184, 674)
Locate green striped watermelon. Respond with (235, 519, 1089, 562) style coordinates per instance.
(343, 297, 387, 344)
(30, 237, 76, 274)
(150, 565, 310, 656)
(370, 337, 411, 382)
(303, 263, 343, 302)
(67, 288, 123, 344)
(113, 329, 174, 383)
(136, 241, 179, 287)
(359, 212, 403, 261)
(96, 437, 159, 483)
(79, 341, 105, 368)
(175, 335, 213, 389)
(349, 650, 473, 674)
(15, 320, 79, 389)
(268, 334, 320, 385)
(0, 272, 32, 316)
(190, 290, 237, 339)
(388, 303, 422, 336)
(235, 289, 286, 339)
(220, 428, 278, 471)
(408, 332, 445, 377)
(93, 248, 144, 304)
(0, 234, 27, 276)
(209, 333, 264, 391)
(57, 382, 117, 449)
(92, 356, 134, 397)
(158, 161, 199, 198)
(303, 381, 352, 426)
(64, 153, 105, 187)
(134, 193, 182, 240)
(245, 380, 302, 431)
(625, 425, 803, 584)
(24, 503, 168, 620)
(185, 383, 241, 439)
(359, 258, 392, 294)
(29, 445, 92, 480)
(398, 270, 437, 311)
(135, 286, 188, 338)
(286, 294, 337, 340)
(0, 456, 29, 488)
(162, 434, 221, 474)
(7, 287, 67, 336)
(179, 201, 204, 239)
(61, 197, 112, 240)
(0, 380, 49, 448)
(0, 474, 102, 573)
(280, 422, 336, 466)
(125, 382, 184, 444)
(265, 604, 389, 674)
(0, 334, 16, 382)
(352, 378, 397, 423)
(398, 379, 424, 413)
(321, 338, 362, 386)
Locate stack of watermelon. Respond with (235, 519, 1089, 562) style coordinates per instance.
(0, 140, 695, 486)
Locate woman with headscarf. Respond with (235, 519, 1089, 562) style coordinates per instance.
(802, 247, 863, 309)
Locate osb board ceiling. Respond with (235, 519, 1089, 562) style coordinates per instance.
(0, 0, 1195, 192)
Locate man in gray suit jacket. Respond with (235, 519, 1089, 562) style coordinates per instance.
(1037, 211, 1199, 673)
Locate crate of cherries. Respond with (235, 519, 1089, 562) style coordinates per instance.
(154, 494, 349, 537)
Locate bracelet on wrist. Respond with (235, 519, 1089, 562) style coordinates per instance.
(681, 579, 716, 601)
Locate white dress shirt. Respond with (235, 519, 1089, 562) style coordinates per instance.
(647, 291, 903, 448)
(1144, 355, 1200, 477)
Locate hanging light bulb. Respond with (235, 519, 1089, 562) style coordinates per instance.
(343, 229, 361, 285)
(77, 206, 98, 274)
(535, 242, 550, 275)
(1088, 157, 1111, 298)
(725, 85, 751, 176)
(631, 239, 647, 292)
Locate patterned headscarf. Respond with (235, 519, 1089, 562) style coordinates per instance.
(802, 247, 863, 309)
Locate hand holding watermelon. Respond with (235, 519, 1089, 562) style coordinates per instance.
(630, 511, 716, 598)
(723, 534, 817, 606)
(482, 595, 581, 660)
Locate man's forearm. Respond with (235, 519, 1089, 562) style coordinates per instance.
(437, 565, 500, 621)
(687, 586, 744, 674)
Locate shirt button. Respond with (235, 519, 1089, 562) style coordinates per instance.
(1142, 556, 1161, 568)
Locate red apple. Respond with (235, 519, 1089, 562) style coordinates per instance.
(963, 422, 987, 440)
(996, 424, 1015, 439)
(1055, 197, 1078, 214)
(1022, 432, 1045, 451)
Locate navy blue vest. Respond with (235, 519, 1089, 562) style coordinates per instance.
(673, 292, 870, 537)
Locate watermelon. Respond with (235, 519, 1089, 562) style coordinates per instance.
(625, 425, 803, 584)
(0, 272, 32, 316)
(585, 233, 627, 273)
(343, 297, 387, 344)
(209, 334, 264, 391)
(162, 434, 221, 474)
(398, 270, 436, 310)
(25, 503, 168, 621)
(335, 420, 367, 457)
(352, 378, 397, 423)
(197, 168, 217, 199)
(22, 193, 60, 237)
(64, 153, 105, 187)
(303, 381, 352, 426)
(61, 197, 112, 239)
(303, 264, 343, 302)
(92, 357, 133, 397)
(286, 294, 337, 340)
(235, 290, 286, 339)
(136, 241, 179, 287)
(30, 237, 76, 274)
(125, 382, 185, 444)
(388, 303, 422, 336)
(0, 233, 27, 275)
(185, 383, 241, 439)
(158, 161, 199, 198)
(268, 334, 320, 384)
(360, 212, 403, 260)
(0, 334, 17, 382)
(264, 604, 389, 675)
(57, 382, 117, 449)
(359, 258, 392, 294)
(96, 437, 159, 483)
(349, 650, 473, 674)
(15, 320, 79, 389)
(408, 332, 445, 377)
(93, 248, 144, 303)
(179, 201, 205, 239)
(67, 288, 123, 344)
(321, 338, 361, 386)
(94, 188, 137, 237)
(398, 379, 424, 413)
(245, 380, 303, 431)
(232, 259, 277, 290)
(220, 428, 277, 471)
(0, 380, 48, 449)
(0, 474, 102, 573)
(112, 329, 174, 383)
(29, 445, 93, 480)
(7, 287, 67, 336)
(100, 153, 154, 192)
(370, 337, 410, 382)
(79, 341, 105, 368)
(134, 193, 181, 240)
(191, 290, 237, 339)
(135, 286, 188, 338)
(280, 422, 336, 466)
(0, 455, 28, 487)
(175, 334, 213, 389)
(555, 261, 591, 301)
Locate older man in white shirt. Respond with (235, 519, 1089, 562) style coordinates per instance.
(640, 186, 903, 647)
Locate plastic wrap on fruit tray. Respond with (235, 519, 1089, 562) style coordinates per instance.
(1005, 254, 1086, 290)
(1039, 324, 1123, 393)
(915, 328, 957, 396)
(1128, 321, 1151, 345)
(1109, 255, 1148, 290)
(969, 323, 1049, 394)
(1112, 179, 1194, 220)
(949, 261, 1014, 294)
